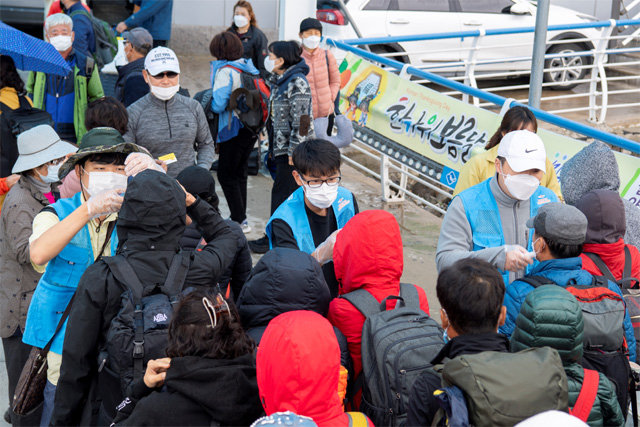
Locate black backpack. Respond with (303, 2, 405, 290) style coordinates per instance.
(194, 89, 219, 143)
(342, 284, 443, 426)
(101, 252, 191, 395)
(0, 97, 54, 177)
(520, 274, 637, 424)
(225, 65, 270, 136)
(69, 9, 117, 68)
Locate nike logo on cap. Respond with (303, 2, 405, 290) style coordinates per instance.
(524, 148, 537, 153)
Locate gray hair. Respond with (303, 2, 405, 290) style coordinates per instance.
(45, 13, 73, 33)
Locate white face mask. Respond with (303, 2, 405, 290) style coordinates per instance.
(38, 163, 62, 184)
(49, 35, 73, 52)
(150, 84, 179, 101)
(264, 57, 277, 74)
(304, 183, 338, 209)
(527, 237, 542, 261)
(233, 14, 249, 28)
(84, 170, 128, 197)
(302, 35, 321, 50)
(498, 164, 540, 201)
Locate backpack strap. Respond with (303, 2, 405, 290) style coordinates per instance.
(569, 369, 599, 422)
(518, 275, 557, 289)
(160, 252, 191, 298)
(399, 283, 420, 310)
(341, 289, 381, 318)
(17, 96, 31, 110)
(85, 56, 95, 77)
(584, 252, 617, 283)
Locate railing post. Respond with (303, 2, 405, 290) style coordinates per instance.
(380, 155, 406, 203)
(463, 28, 484, 106)
(589, 21, 615, 123)
(529, 0, 551, 109)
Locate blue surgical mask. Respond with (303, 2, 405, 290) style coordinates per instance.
(443, 328, 450, 344)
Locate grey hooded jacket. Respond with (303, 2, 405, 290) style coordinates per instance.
(560, 141, 640, 248)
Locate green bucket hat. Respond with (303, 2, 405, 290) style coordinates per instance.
(58, 127, 146, 179)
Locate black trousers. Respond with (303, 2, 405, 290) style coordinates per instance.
(217, 127, 257, 224)
(3, 331, 42, 426)
(270, 155, 299, 215)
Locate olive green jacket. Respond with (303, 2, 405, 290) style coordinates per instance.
(26, 50, 104, 141)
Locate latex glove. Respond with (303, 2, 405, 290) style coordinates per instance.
(124, 153, 165, 177)
(504, 245, 534, 272)
(143, 358, 171, 389)
(86, 189, 125, 218)
(311, 229, 340, 265)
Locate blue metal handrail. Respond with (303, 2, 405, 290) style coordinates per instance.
(340, 18, 640, 46)
(325, 37, 640, 154)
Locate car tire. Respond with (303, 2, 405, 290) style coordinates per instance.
(543, 43, 590, 91)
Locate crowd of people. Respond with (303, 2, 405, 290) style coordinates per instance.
(1, 0, 640, 426)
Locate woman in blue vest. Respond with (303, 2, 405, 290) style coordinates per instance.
(266, 139, 357, 297)
(22, 127, 151, 426)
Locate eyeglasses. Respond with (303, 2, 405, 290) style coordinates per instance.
(298, 173, 342, 188)
(149, 71, 178, 79)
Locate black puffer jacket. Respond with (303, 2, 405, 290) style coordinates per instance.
(113, 354, 263, 426)
(180, 220, 251, 301)
(51, 170, 238, 426)
(237, 247, 351, 371)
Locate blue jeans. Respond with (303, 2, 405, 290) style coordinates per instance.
(40, 380, 56, 427)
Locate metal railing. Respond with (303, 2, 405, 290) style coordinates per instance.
(325, 23, 640, 212)
(333, 18, 640, 125)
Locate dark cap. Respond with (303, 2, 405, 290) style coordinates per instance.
(123, 27, 153, 51)
(58, 127, 145, 179)
(176, 165, 219, 209)
(526, 202, 587, 245)
(300, 17, 323, 34)
(575, 189, 626, 244)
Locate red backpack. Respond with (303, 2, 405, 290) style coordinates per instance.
(224, 65, 270, 135)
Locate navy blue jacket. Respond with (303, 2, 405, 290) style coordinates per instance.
(125, 0, 173, 41)
(500, 256, 637, 362)
(67, 2, 95, 56)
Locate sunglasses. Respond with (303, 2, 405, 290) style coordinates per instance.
(149, 71, 178, 79)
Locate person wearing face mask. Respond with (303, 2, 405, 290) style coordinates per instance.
(114, 28, 153, 107)
(116, 0, 173, 48)
(436, 130, 558, 285)
(266, 139, 357, 297)
(22, 127, 156, 426)
(27, 13, 104, 143)
(499, 203, 637, 365)
(227, 1, 269, 79)
(406, 258, 506, 427)
(453, 106, 562, 201)
(299, 18, 341, 122)
(60, 0, 95, 57)
(0, 125, 76, 425)
(124, 47, 216, 177)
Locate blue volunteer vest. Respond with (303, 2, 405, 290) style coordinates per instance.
(457, 178, 557, 284)
(266, 186, 356, 254)
(23, 192, 118, 354)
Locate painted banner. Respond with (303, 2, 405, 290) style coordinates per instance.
(337, 52, 640, 207)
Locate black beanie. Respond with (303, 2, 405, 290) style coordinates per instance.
(300, 17, 323, 34)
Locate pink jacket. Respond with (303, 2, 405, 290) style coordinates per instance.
(301, 48, 340, 118)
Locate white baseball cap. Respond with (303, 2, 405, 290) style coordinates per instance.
(497, 130, 546, 173)
(144, 46, 180, 76)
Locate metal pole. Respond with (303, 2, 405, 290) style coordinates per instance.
(528, 0, 550, 109)
(610, 0, 622, 50)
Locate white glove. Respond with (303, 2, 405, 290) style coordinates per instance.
(86, 189, 125, 218)
(124, 153, 165, 177)
(504, 245, 534, 272)
(311, 229, 340, 265)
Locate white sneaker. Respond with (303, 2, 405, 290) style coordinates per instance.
(241, 220, 252, 234)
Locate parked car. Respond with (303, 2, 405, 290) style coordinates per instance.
(317, 0, 601, 89)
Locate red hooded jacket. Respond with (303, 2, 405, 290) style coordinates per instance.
(257, 310, 372, 427)
(327, 210, 430, 379)
(581, 239, 640, 287)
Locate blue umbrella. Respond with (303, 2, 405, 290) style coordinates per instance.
(0, 21, 72, 76)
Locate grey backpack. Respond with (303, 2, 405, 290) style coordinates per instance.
(342, 284, 444, 426)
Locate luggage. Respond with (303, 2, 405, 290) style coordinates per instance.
(342, 284, 443, 426)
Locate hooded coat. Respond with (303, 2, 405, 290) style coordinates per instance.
(511, 285, 625, 426)
(237, 247, 351, 371)
(257, 311, 372, 427)
(113, 355, 263, 426)
(301, 47, 340, 118)
(327, 210, 430, 379)
(51, 170, 238, 426)
(560, 141, 640, 248)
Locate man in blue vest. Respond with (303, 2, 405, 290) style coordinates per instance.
(436, 130, 558, 284)
(23, 127, 158, 426)
(266, 138, 358, 297)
